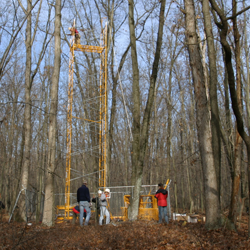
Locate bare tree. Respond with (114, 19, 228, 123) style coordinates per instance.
(209, 0, 250, 234)
(184, 0, 220, 229)
(128, 0, 167, 220)
(19, 0, 35, 221)
(228, 0, 243, 229)
(0, 0, 40, 80)
(42, 0, 61, 226)
(202, 0, 222, 205)
(18, 0, 51, 221)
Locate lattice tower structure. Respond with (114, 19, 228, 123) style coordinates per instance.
(64, 23, 108, 220)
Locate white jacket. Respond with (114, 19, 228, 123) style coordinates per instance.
(99, 193, 107, 206)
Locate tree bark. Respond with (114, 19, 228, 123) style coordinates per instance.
(228, 0, 243, 228)
(184, 0, 220, 229)
(19, 0, 32, 222)
(109, 39, 130, 187)
(209, 0, 250, 235)
(128, 0, 141, 220)
(128, 0, 166, 220)
(202, 0, 221, 205)
(42, 0, 61, 226)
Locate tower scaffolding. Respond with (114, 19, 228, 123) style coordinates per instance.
(57, 21, 108, 220)
(57, 21, 168, 223)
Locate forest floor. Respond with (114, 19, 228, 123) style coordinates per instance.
(1, 214, 250, 250)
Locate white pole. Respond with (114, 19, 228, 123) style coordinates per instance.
(9, 188, 25, 223)
(167, 180, 171, 220)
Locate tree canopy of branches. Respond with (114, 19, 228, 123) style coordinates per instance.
(1, 0, 250, 235)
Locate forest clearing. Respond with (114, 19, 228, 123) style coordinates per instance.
(1, 216, 250, 250)
(2, 0, 250, 246)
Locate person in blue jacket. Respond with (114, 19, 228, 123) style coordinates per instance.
(77, 180, 91, 226)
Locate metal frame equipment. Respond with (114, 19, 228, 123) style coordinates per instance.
(57, 20, 108, 220)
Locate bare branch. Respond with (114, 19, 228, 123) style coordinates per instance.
(0, 0, 41, 80)
(226, 5, 250, 20)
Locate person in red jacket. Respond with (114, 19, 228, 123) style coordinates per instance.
(72, 205, 86, 225)
(69, 27, 81, 44)
(155, 183, 169, 224)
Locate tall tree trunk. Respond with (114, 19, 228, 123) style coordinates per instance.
(19, 0, 32, 222)
(36, 78, 45, 223)
(202, 0, 221, 205)
(128, 0, 141, 220)
(184, 0, 220, 229)
(109, 38, 130, 187)
(173, 149, 178, 213)
(209, 0, 250, 236)
(228, 0, 242, 228)
(165, 27, 180, 180)
(42, 0, 61, 226)
(220, 48, 234, 189)
(6, 96, 18, 213)
(244, 0, 250, 135)
(166, 80, 172, 179)
(239, 0, 250, 223)
(128, 0, 166, 220)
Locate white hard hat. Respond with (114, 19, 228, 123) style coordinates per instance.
(98, 190, 102, 194)
(104, 188, 110, 193)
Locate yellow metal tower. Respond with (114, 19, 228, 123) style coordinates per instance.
(58, 22, 108, 220)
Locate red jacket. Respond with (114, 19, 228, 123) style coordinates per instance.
(155, 189, 168, 207)
(72, 206, 86, 214)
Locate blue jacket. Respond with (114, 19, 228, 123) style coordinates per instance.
(77, 185, 90, 202)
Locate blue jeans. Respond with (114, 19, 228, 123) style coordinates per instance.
(158, 206, 169, 224)
(79, 201, 91, 226)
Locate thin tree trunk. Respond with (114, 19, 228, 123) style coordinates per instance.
(228, 0, 242, 228)
(172, 145, 178, 213)
(220, 49, 234, 178)
(165, 29, 180, 180)
(19, 0, 32, 222)
(244, 0, 250, 135)
(109, 39, 130, 187)
(36, 78, 45, 222)
(239, 0, 250, 224)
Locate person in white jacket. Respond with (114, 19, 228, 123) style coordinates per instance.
(99, 189, 110, 225)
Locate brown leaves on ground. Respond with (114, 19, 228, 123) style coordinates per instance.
(1, 218, 250, 249)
